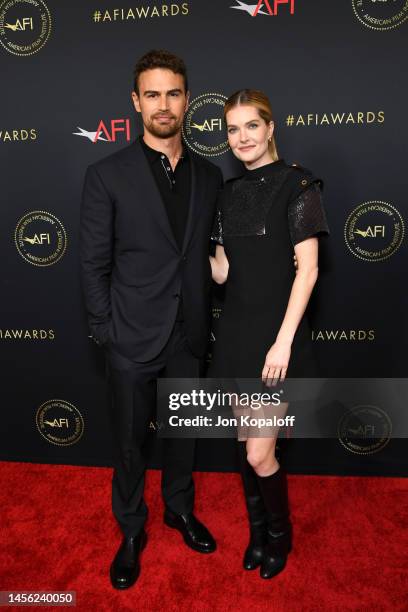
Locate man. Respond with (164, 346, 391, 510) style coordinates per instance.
(80, 49, 223, 589)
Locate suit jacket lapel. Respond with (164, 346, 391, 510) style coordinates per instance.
(120, 139, 180, 253)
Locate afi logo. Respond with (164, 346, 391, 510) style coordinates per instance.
(354, 226, 385, 238)
(231, 0, 295, 17)
(192, 119, 223, 132)
(44, 418, 69, 428)
(4, 17, 33, 31)
(348, 425, 375, 437)
(73, 119, 131, 143)
(22, 234, 50, 245)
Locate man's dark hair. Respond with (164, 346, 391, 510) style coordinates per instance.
(133, 49, 189, 95)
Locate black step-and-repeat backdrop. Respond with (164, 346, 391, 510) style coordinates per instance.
(1, 0, 407, 476)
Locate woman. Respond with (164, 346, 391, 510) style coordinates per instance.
(209, 89, 329, 579)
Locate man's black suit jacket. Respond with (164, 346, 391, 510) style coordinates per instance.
(80, 138, 223, 362)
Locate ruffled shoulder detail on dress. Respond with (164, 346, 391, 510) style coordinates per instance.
(286, 162, 323, 199)
(286, 164, 329, 246)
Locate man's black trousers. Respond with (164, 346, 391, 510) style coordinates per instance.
(105, 321, 201, 537)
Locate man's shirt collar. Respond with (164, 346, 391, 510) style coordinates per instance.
(139, 134, 188, 165)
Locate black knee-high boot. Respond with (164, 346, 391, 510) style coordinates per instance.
(256, 465, 292, 579)
(236, 442, 266, 570)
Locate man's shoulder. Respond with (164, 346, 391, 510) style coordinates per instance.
(189, 150, 223, 178)
(88, 141, 139, 173)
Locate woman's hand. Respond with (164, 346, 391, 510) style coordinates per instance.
(262, 341, 291, 386)
(209, 245, 229, 284)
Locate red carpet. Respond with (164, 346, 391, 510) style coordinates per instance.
(0, 462, 406, 612)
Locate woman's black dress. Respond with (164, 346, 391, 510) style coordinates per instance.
(209, 159, 329, 380)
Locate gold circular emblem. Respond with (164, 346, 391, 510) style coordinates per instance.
(36, 399, 84, 446)
(344, 201, 404, 262)
(182, 93, 229, 157)
(0, 0, 51, 56)
(338, 405, 392, 455)
(15, 210, 67, 266)
(351, 0, 408, 31)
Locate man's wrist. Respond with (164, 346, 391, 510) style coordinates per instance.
(89, 321, 111, 346)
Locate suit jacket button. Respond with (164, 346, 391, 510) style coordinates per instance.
(173, 293, 180, 299)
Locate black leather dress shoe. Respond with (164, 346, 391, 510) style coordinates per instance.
(164, 510, 216, 553)
(110, 530, 147, 589)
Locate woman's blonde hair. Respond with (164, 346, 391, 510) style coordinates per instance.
(224, 89, 279, 161)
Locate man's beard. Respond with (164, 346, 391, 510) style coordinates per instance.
(144, 113, 183, 139)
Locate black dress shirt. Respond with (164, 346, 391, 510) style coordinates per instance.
(140, 135, 191, 320)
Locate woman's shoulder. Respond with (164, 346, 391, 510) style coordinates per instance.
(283, 161, 323, 198)
(220, 161, 323, 201)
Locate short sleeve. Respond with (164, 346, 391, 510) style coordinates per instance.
(288, 182, 330, 246)
(211, 194, 224, 245)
